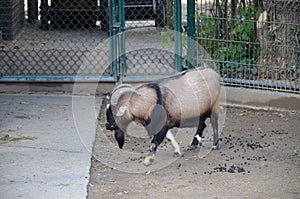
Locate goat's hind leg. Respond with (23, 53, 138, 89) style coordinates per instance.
(190, 117, 206, 149)
(211, 109, 220, 150)
(166, 130, 181, 157)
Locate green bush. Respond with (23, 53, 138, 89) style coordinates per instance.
(197, 4, 263, 79)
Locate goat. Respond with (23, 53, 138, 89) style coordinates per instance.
(106, 67, 220, 166)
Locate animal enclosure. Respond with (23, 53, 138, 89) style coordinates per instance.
(0, 0, 299, 93)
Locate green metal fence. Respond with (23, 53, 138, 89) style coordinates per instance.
(109, 0, 179, 82)
(0, 0, 177, 82)
(0, 0, 299, 94)
(1, 0, 113, 82)
(193, 0, 300, 93)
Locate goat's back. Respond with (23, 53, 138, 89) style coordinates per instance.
(159, 67, 220, 126)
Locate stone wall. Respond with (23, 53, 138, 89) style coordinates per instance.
(0, 0, 24, 40)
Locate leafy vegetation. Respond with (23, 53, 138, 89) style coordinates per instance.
(161, 0, 299, 84)
(197, 3, 263, 79)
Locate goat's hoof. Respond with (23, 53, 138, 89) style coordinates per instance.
(143, 155, 155, 166)
(212, 144, 220, 150)
(173, 152, 181, 157)
(188, 145, 198, 151)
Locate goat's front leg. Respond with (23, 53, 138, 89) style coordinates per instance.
(144, 126, 168, 166)
(166, 130, 181, 157)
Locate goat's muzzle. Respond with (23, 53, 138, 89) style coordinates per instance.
(105, 122, 118, 131)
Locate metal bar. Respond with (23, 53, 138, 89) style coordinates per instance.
(152, 0, 156, 14)
(0, 76, 115, 82)
(118, 0, 126, 84)
(174, 0, 182, 72)
(124, 5, 154, 8)
(2, 75, 297, 91)
(109, 0, 118, 81)
(48, 8, 100, 11)
(195, 36, 298, 48)
(123, 75, 172, 82)
(40, 0, 49, 30)
(221, 78, 300, 93)
(187, 0, 195, 69)
(27, 0, 38, 24)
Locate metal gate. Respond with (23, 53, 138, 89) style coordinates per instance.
(108, 0, 185, 83)
(0, 0, 182, 82)
(0, 0, 114, 82)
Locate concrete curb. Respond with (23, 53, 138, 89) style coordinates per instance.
(0, 83, 299, 111)
(222, 87, 300, 112)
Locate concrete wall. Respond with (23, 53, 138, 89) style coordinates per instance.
(221, 87, 300, 112)
(0, 0, 24, 40)
(0, 83, 299, 112)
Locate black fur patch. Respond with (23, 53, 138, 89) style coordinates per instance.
(145, 82, 163, 105)
(201, 109, 212, 121)
(106, 104, 117, 130)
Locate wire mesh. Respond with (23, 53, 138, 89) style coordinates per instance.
(1, 0, 111, 81)
(194, 0, 300, 93)
(123, 27, 177, 79)
(0, 0, 175, 81)
(0, 24, 110, 75)
(0, 0, 299, 94)
(120, 0, 177, 79)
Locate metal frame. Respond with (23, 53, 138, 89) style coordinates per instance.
(187, 0, 195, 69)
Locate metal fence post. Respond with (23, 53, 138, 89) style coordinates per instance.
(118, 0, 126, 83)
(110, 0, 118, 80)
(40, 0, 49, 30)
(28, 0, 38, 24)
(174, 0, 182, 72)
(187, 0, 195, 69)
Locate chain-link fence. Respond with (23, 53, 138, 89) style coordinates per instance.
(111, 0, 178, 81)
(0, 0, 299, 93)
(0, 25, 111, 80)
(193, 0, 300, 93)
(0, 0, 176, 82)
(0, 0, 111, 81)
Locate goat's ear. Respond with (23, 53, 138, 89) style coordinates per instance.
(116, 106, 129, 116)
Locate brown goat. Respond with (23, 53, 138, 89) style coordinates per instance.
(106, 67, 220, 166)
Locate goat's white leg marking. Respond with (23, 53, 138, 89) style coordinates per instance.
(166, 130, 181, 155)
(195, 134, 202, 143)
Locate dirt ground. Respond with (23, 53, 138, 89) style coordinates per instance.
(88, 104, 300, 199)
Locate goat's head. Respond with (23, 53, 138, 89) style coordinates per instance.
(105, 86, 140, 149)
(105, 103, 126, 148)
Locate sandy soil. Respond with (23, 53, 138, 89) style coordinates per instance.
(88, 104, 300, 199)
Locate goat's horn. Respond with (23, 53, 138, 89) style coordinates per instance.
(110, 85, 141, 106)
